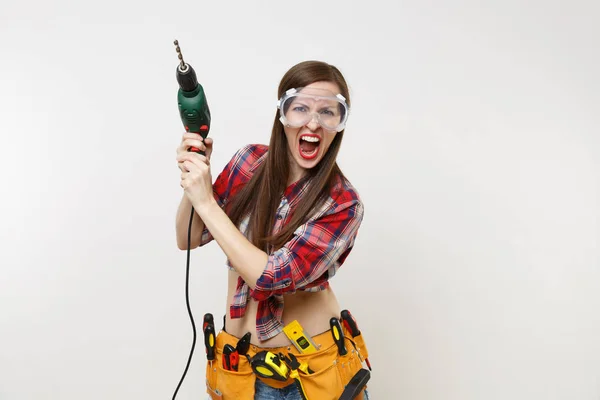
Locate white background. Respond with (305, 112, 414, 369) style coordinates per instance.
(1, 0, 599, 399)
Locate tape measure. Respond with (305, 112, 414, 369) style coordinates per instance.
(250, 351, 289, 381)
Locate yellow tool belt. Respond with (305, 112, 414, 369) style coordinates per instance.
(205, 324, 370, 400)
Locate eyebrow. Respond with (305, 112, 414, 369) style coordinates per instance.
(291, 97, 338, 109)
(290, 99, 311, 108)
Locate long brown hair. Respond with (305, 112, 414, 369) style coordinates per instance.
(226, 60, 351, 252)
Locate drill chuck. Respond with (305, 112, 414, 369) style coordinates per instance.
(176, 63, 198, 92)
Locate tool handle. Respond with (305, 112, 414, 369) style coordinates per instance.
(222, 348, 230, 370)
(340, 310, 361, 337)
(223, 344, 235, 371)
(330, 317, 347, 356)
(340, 310, 372, 370)
(230, 350, 240, 371)
(236, 332, 252, 356)
(204, 324, 216, 361)
(187, 125, 209, 155)
(203, 313, 214, 331)
(338, 369, 370, 400)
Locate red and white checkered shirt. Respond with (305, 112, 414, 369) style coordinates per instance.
(199, 144, 364, 341)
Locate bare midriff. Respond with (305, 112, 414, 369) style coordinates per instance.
(224, 269, 341, 346)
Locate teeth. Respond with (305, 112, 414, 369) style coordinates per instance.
(301, 136, 320, 143)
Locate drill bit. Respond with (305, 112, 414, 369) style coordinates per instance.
(174, 40, 187, 71)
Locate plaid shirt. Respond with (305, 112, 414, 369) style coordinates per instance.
(199, 144, 364, 341)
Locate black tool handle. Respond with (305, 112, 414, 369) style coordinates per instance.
(203, 324, 215, 361)
(236, 332, 252, 355)
(340, 310, 361, 337)
(330, 317, 347, 356)
(338, 369, 371, 400)
(203, 313, 214, 331)
(223, 344, 235, 371)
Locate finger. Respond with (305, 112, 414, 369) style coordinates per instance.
(182, 159, 210, 175)
(180, 153, 210, 166)
(176, 145, 203, 160)
(182, 161, 196, 173)
(176, 141, 193, 156)
(182, 132, 206, 143)
(203, 138, 213, 159)
(177, 151, 198, 164)
(183, 139, 206, 152)
(197, 154, 210, 166)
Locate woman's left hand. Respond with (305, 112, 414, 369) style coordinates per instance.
(177, 150, 214, 212)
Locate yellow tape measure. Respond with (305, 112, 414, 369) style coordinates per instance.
(250, 351, 289, 382)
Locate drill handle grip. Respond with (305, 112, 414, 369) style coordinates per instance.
(187, 125, 209, 155)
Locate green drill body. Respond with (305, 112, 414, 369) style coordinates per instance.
(178, 83, 211, 139)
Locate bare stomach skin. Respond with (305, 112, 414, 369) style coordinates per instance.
(224, 270, 342, 347)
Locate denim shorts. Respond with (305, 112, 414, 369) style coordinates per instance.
(253, 378, 371, 399)
(206, 379, 371, 399)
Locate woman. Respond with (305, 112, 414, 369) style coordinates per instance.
(175, 61, 370, 399)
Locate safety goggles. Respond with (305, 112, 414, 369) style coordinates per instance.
(277, 87, 349, 132)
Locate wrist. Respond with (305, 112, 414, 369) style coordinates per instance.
(192, 197, 219, 220)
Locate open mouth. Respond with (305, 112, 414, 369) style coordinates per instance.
(298, 134, 320, 160)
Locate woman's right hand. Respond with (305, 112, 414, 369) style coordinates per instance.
(176, 132, 213, 172)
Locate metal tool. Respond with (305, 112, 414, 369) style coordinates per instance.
(340, 310, 371, 370)
(340, 310, 360, 336)
(223, 344, 236, 371)
(203, 313, 216, 361)
(330, 317, 347, 356)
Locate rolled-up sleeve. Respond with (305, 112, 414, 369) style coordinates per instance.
(250, 198, 364, 301)
(199, 145, 255, 246)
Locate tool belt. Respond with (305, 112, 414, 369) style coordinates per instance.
(205, 317, 371, 400)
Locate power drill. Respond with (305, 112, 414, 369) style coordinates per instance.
(171, 39, 211, 400)
(174, 40, 211, 153)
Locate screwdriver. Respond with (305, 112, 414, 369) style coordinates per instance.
(340, 310, 360, 336)
(330, 317, 347, 356)
(340, 310, 371, 371)
(203, 313, 216, 362)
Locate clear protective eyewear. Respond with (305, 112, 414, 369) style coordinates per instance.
(277, 87, 349, 132)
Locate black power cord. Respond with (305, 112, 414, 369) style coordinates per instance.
(172, 207, 197, 399)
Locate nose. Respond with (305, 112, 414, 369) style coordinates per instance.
(306, 113, 320, 131)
